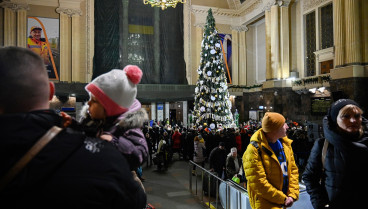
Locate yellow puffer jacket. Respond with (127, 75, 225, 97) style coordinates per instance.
(242, 128, 299, 209)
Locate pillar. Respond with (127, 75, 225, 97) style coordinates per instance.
(238, 30, 247, 85)
(58, 12, 71, 81)
(344, 0, 362, 65)
(270, 5, 280, 79)
(3, 7, 16, 46)
(333, 0, 345, 67)
(280, 6, 290, 79)
(16, 9, 27, 47)
(265, 10, 272, 80)
(72, 15, 81, 82)
(182, 101, 188, 127)
(363, 0, 368, 64)
(56, 1, 83, 82)
(151, 102, 156, 121)
(165, 102, 170, 123)
(193, 24, 204, 84)
(231, 29, 239, 85)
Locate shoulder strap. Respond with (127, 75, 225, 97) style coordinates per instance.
(321, 139, 329, 170)
(250, 141, 262, 159)
(0, 126, 63, 191)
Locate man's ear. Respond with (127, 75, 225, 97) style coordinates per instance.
(49, 82, 55, 101)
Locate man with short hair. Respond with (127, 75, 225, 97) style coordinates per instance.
(242, 112, 299, 209)
(0, 46, 146, 208)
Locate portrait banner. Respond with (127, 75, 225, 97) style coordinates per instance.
(27, 17, 60, 80)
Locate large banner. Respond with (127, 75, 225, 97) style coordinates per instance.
(27, 17, 60, 80)
(219, 33, 232, 84)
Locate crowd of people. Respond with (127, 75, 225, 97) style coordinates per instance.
(1, 46, 368, 209)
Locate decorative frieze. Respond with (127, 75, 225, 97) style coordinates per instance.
(231, 25, 249, 32)
(56, 7, 82, 17)
(0, 1, 29, 11)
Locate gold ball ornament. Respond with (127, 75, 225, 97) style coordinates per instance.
(215, 94, 218, 97)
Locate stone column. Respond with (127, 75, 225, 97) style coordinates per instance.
(363, 0, 368, 64)
(280, 6, 290, 79)
(193, 24, 204, 84)
(56, 0, 83, 82)
(270, 5, 280, 79)
(86, 0, 94, 82)
(182, 101, 188, 127)
(265, 9, 272, 80)
(231, 29, 239, 85)
(165, 102, 170, 123)
(231, 25, 248, 85)
(153, 8, 160, 84)
(151, 102, 156, 121)
(58, 12, 71, 81)
(344, 0, 362, 65)
(72, 15, 82, 82)
(15, 2, 29, 48)
(0, 0, 29, 47)
(238, 29, 247, 85)
(1, 2, 16, 46)
(183, 2, 192, 85)
(333, 0, 345, 67)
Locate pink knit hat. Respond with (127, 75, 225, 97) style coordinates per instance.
(85, 65, 143, 116)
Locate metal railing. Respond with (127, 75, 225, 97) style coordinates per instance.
(189, 161, 248, 209)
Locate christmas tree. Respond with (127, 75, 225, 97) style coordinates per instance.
(193, 8, 234, 128)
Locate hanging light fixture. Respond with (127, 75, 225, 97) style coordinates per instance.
(143, 0, 186, 10)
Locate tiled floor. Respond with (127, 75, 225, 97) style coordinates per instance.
(142, 157, 208, 209)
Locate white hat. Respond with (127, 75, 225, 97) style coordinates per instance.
(85, 65, 142, 116)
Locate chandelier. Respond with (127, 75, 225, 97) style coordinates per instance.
(143, 0, 186, 10)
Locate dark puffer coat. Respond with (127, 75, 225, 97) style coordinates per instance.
(302, 116, 368, 209)
(0, 110, 146, 209)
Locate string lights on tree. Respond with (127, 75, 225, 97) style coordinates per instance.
(192, 8, 234, 129)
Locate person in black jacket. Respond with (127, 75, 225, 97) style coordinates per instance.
(209, 142, 227, 179)
(0, 47, 146, 209)
(302, 99, 368, 209)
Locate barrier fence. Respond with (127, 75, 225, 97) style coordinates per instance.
(188, 160, 313, 209)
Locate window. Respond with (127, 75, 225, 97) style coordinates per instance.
(304, 2, 334, 76)
(305, 11, 316, 76)
(320, 4, 333, 49)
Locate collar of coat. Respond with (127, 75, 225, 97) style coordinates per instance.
(79, 103, 148, 130)
(250, 128, 293, 152)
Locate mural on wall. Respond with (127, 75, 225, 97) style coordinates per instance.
(27, 17, 60, 80)
(219, 33, 232, 84)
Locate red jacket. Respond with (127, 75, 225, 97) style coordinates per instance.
(172, 131, 182, 149)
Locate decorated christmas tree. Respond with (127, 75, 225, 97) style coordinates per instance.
(192, 8, 234, 128)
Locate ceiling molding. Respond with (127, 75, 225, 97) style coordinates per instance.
(191, 0, 279, 27)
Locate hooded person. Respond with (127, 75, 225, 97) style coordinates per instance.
(80, 65, 149, 188)
(242, 112, 299, 209)
(303, 99, 368, 209)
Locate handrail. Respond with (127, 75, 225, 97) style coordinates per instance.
(189, 160, 248, 209)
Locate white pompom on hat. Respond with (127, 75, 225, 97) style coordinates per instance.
(85, 65, 143, 117)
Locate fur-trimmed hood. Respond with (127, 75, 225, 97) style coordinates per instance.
(79, 99, 149, 129)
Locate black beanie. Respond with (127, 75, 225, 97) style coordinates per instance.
(328, 99, 360, 123)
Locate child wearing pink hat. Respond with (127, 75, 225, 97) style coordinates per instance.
(81, 65, 148, 189)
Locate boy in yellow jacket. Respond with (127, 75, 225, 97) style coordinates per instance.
(242, 112, 299, 209)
